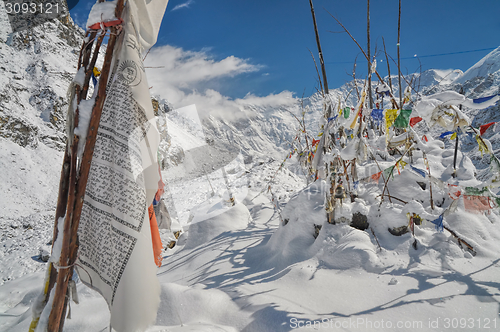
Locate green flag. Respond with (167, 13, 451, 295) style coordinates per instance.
(383, 165, 395, 180)
(343, 107, 350, 119)
(464, 186, 489, 196)
(394, 109, 412, 128)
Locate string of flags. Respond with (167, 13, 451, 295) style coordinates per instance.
(272, 92, 499, 212)
(358, 153, 500, 214)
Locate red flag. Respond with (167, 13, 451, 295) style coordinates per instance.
(463, 195, 493, 213)
(312, 139, 320, 147)
(448, 184, 461, 200)
(409, 116, 422, 127)
(480, 122, 495, 136)
(422, 135, 428, 142)
(371, 171, 382, 182)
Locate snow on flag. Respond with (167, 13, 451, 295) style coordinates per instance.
(75, 1, 169, 332)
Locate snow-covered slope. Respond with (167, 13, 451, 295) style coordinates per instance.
(455, 46, 500, 84)
(0, 5, 84, 151)
(0, 5, 85, 283)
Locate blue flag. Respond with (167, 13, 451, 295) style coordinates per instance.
(410, 165, 426, 178)
(473, 94, 497, 104)
(439, 131, 454, 138)
(328, 115, 338, 122)
(429, 215, 444, 232)
(371, 109, 384, 123)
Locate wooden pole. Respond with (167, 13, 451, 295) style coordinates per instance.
(453, 87, 464, 178)
(326, 10, 400, 110)
(367, 0, 373, 109)
(423, 151, 435, 210)
(382, 37, 393, 96)
(397, 0, 402, 109)
(308, 48, 324, 97)
(309, 0, 329, 98)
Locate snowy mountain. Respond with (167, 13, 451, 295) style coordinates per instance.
(455, 46, 500, 85)
(0, 7, 86, 283)
(1, 3, 500, 329)
(0, 7, 83, 151)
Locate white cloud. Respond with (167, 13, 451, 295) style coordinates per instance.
(171, 0, 194, 11)
(144, 45, 295, 121)
(237, 91, 296, 108)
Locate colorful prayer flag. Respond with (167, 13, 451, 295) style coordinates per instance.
(409, 116, 422, 127)
(463, 195, 493, 213)
(447, 184, 462, 200)
(410, 165, 426, 178)
(473, 94, 498, 104)
(429, 215, 444, 232)
(371, 171, 382, 182)
(439, 131, 454, 138)
(394, 109, 412, 128)
(476, 135, 489, 157)
(343, 107, 350, 119)
(383, 166, 395, 180)
(371, 109, 384, 124)
(385, 109, 398, 129)
(479, 122, 495, 136)
(464, 186, 490, 196)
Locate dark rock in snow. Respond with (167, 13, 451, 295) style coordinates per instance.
(350, 212, 369, 231)
(388, 225, 409, 236)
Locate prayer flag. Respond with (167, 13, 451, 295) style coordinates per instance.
(479, 122, 495, 136)
(385, 109, 398, 129)
(410, 165, 426, 178)
(409, 116, 422, 127)
(343, 107, 350, 119)
(464, 186, 490, 196)
(475, 135, 489, 157)
(371, 109, 384, 124)
(429, 215, 444, 232)
(371, 171, 382, 182)
(439, 131, 454, 138)
(394, 109, 412, 128)
(447, 184, 462, 200)
(473, 94, 498, 104)
(75, 1, 169, 331)
(383, 166, 395, 180)
(463, 195, 493, 213)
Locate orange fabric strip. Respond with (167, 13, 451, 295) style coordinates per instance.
(148, 204, 163, 267)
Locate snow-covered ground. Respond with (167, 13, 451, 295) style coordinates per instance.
(2, 126, 500, 331)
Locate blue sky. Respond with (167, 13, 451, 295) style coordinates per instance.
(70, 0, 500, 105)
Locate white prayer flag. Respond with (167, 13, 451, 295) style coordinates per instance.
(75, 1, 169, 331)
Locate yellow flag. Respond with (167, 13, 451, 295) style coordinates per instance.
(450, 132, 457, 140)
(350, 90, 366, 129)
(476, 135, 489, 157)
(385, 109, 398, 128)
